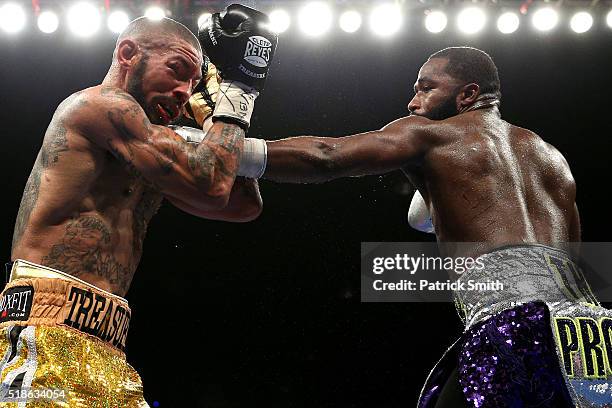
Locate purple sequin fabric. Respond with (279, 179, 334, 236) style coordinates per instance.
(459, 301, 573, 407)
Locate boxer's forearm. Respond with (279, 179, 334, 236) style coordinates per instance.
(167, 177, 262, 222)
(264, 136, 350, 183)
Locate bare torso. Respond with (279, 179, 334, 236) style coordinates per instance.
(403, 108, 577, 251)
(12, 88, 162, 296)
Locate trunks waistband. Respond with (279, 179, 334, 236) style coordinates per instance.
(453, 244, 599, 328)
(0, 259, 131, 354)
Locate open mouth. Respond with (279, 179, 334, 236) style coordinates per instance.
(156, 102, 177, 124)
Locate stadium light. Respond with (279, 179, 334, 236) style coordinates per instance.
(532, 7, 559, 31)
(145, 6, 166, 21)
(369, 3, 403, 37)
(108, 10, 129, 34)
(298, 2, 332, 37)
(570, 11, 593, 33)
(497, 12, 520, 34)
(607, 10, 612, 28)
(339, 10, 362, 33)
(0, 3, 27, 34)
(425, 10, 447, 34)
(38, 10, 59, 34)
(457, 7, 487, 34)
(269, 9, 290, 34)
(67, 2, 101, 37)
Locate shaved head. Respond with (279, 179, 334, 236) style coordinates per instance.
(116, 17, 202, 57)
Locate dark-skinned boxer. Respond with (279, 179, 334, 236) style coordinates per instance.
(214, 47, 606, 407)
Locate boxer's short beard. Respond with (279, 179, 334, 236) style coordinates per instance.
(424, 93, 459, 120)
(126, 54, 149, 117)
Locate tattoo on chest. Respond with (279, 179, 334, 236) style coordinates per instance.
(41, 215, 133, 291)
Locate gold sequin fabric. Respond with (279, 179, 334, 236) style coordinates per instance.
(0, 261, 148, 407)
(0, 325, 148, 407)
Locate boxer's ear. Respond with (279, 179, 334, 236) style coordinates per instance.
(117, 39, 139, 68)
(457, 83, 480, 110)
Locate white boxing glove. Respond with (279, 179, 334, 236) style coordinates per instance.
(408, 190, 435, 234)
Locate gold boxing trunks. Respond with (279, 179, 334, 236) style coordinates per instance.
(0, 260, 148, 407)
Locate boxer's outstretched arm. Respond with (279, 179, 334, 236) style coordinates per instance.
(81, 88, 244, 210)
(264, 116, 435, 183)
(167, 177, 262, 222)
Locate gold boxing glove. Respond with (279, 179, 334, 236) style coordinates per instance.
(184, 59, 221, 127)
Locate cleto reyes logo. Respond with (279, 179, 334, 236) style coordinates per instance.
(244, 36, 272, 68)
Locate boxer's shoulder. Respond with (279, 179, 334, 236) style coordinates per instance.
(55, 86, 144, 142)
(387, 115, 462, 144)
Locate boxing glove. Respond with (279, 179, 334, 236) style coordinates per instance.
(184, 58, 221, 128)
(198, 4, 278, 91)
(197, 4, 278, 129)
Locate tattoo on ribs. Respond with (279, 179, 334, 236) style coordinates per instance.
(12, 95, 84, 249)
(12, 155, 43, 249)
(132, 188, 163, 253)
(41, 216, 134, 290)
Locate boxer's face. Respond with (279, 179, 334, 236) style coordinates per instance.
(126, 38, 202, 126)
(408, 58, 463, 120)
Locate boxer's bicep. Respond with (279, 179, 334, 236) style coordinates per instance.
(265, 117, 432, 183)
(85, 88, 239, 210)
(330, 126, 429, 176)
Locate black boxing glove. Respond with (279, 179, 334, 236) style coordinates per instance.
(198, 4, 278, 129)
(199, 4, 278, 91)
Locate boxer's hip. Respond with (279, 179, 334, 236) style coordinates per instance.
(420, 244, 612, 407)
(0, 260, 147, 407)
(452, 244, 599, 328)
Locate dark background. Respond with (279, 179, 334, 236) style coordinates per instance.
(1, 2, 612, 407)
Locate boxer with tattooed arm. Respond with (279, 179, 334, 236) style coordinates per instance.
(2, 6, 277, 406)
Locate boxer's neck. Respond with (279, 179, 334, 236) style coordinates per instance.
(101, 65, 127, 90)
(460, 98, 500, 114)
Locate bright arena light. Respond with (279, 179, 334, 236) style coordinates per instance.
(339, 10, 362, 33)
(457, 7, 487, 34)
(369, 3, 403, 37)
(67, 2, 101, 37)
(38, 10, 59, 34)
(197, 12, 212, 29)
(0, 3, 27, 34)
(269, 9, 290, 33)
(145, 6, 166, 21)
(425, 10, 447, 33)
(607, 10, 612, 29)
(108, 10, 129, 34)
(298, 2, 332, 37)
(570, 11, 593, 33)
(497, 12, 520, 34)
(532, 7, 559, 31)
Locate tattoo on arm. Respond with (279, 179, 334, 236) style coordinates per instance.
(102, 87, 244, 197)
(205, 124, 244, 154)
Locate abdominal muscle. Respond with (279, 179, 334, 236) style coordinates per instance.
(13, 209, 140, 297)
